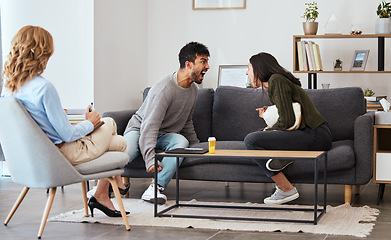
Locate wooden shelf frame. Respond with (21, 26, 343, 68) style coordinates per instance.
(294, 34, 391, 39)
(293, 34, 391, 89)
(294, 71, 391, 73)
(373, 125, 391, 184)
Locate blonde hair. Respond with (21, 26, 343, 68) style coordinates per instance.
(2, 25, 54, 94)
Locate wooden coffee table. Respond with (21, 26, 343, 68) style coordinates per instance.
(154, 149, 327, 224)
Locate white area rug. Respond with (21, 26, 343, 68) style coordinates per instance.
(49, 199, 379, 238)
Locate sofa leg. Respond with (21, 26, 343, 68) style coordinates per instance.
(122, 177, 130, 198)
(355, 185, 361, 195)
(344, 185, 352, 204)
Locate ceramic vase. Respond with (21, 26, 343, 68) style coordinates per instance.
(303, 22, 318, 35)
(375, 18, 391, 34)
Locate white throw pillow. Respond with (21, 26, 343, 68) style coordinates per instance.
(262, 102, 301, 130)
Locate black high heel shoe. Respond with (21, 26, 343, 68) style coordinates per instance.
(109, 182, 130, 197)
(88, 196, 129, 217)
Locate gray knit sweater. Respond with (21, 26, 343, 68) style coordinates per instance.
(124, 72, 199, 170)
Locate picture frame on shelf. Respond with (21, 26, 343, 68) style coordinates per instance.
(193, 0, 246, 10)
(218, 65, 250, 88)
(350, 50, 370, 71)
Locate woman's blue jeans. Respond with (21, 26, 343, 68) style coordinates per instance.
(124, 131, 189, 188)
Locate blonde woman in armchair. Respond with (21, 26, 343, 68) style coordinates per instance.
(1, 25, 129, 217)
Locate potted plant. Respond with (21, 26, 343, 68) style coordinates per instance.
(363, 88, 375, 97)
(376, 1, 391, 34)
(302, 2, 319, 35)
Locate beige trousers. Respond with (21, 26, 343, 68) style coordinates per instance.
(59, 117, 127, 165)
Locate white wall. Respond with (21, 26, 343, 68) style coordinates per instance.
(0, 0, 148, 113)
(147, 0, 391, 97)
(94, 0, 148, 113)
(2, 0, 391, 113)
(0, 0, 94, 110)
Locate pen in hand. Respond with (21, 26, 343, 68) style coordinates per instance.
(89, 102, 94, 112)
(85, 103, 102, 129)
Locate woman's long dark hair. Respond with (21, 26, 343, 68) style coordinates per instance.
(250, 52, 301, 87)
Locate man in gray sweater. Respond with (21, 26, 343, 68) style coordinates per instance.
(124, 42, 210, 204)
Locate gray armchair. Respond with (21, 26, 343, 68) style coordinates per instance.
(0, 97, 130, 239)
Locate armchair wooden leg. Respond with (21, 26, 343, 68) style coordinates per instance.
(355, 185, 361, 195)
(122, 177, 130, 198)
(4, 186, 29, 226)
(344, 185, 352, 204)
(38, 187, 56, 239)
(81, 182, 89, 217)
(106, 177, 130, 231)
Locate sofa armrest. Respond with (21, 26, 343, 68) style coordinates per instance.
(353, 111, 375, 185)
(102, 109, 137, 135)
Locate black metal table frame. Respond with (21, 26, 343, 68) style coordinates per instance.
(154, 151, 327, 225)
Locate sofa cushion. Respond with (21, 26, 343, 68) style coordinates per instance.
(326, 140, 356, 171)
(284, 139, 355, 176)
(306, 87, 365, 141)
(212, 86, 270, 141)
(192, 88, 214, 142)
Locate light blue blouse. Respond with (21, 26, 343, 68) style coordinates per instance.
(1, 76, 93, 144)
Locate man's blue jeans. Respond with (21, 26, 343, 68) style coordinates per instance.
(124, 131, 189, 188)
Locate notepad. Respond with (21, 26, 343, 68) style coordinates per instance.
(87, 121, 105, 135)
(165, 148, 208, 154)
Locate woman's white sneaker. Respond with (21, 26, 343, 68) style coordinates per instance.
(266, 159, 294, 171)
(141, 184, 167, 204)
(264, 186, 299, 204)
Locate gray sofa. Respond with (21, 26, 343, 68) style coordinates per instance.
(103, 86, 374, 203)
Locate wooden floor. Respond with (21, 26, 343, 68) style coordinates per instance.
(1, 176, 391, 240)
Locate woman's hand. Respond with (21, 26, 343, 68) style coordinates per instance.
(256, 106, 268, 118)
(85, 106, 101, 127)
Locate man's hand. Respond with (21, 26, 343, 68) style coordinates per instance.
(256, 106, 268, 119)
(85, 106, 101, 127)
(148, 164, 162, 173)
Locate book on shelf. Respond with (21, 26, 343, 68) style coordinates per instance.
(304, 41, 315, 71)
(308, 41, 317, 71)
(301, 41, 308, 71)
(65, 108, 86, 122)
(296, 40, 323, 71)
(312, 43, 323, 71)
(364, 96, 387, 102)
(296, 41, 304, 71)
(65, 108, 85, 115)
(67, 114, 85, 121)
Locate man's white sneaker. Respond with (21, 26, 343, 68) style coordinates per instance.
(264, 186, 299, 204)
(141, 184, 167, 205)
